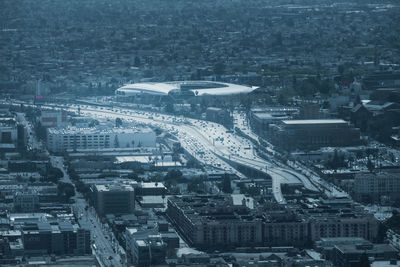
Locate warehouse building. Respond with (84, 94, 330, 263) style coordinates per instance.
(269, 119, 361, 151)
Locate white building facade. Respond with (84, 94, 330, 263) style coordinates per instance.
(47, 126, 156, 152)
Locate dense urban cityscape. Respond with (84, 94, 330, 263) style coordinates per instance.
(1, 0, 400, 266)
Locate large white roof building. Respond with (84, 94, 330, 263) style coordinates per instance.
(46, 126, 156, 152)
(115, 81, 257, 97)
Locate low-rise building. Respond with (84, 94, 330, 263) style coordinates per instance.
(132, 235, 167, 267)
(92, 183, 135, 216)
(332, 242, 398, 267)
(22, 222, 90, 256)
(315, 237, 368, 260)
(13, 190, 39, 212)
(250, 107, 297, 136)
(135, 182, 167, 196)
(125, 225, 176, 266)
(269, 119, 361, 151)
(2, 220, 92, 256)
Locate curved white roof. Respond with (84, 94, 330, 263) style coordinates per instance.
(116, 81, 257, 96)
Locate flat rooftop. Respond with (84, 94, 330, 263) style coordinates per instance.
(140, 182, 166, 189)
(282, 119, 347, 125)
(253, 113, 289, 120)
(94, 183, 134, 192)
(48, 126, 153, 135)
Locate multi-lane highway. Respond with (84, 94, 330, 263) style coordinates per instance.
(3, 99, 345, 203)
(49, 102, 322, 204)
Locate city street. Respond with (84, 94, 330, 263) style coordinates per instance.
(51, 156, 126, 267)
(16, 112, 43, 151)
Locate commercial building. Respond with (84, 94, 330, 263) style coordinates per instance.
(135, 182, 167, 196)
(124, 225, 179, 266)
(47, 126, 156, 152)
(269, 119, 361, 151)
(92, 183, 135, 216)
(132, 236, 167, 267)
(353, 172, 400, 202)
(40, 109, 68, 128)
(21, 221, 91, 256)
(315, 237, 368, 261)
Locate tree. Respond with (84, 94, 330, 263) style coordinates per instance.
(134, 56, 141, 67)
(213, 62, 225, 76)
(48, 167, 64, 179)
(277, 93, 288, 105)
(187, 178, 206, 193)
(355, 94, 362, 105)
(165, 169, 183, 181)
(186, 158, 201, 168)
(367, 158, 374, 172)
(220, 173, 233, 194)
(58, 182, 75, 202)
(114, 135, 120, 148)
(375, 222, 388, 243)
(165, 103, 174, 113)
(47, 167, 64, 183)
(172, 151, 180, 166)
(338, 64, 345, 76)
(161, 154, 165, 166)
(325, 150, 346, 170)
(115, 117, 123, 127)
(359, 253, 371, 267)
(35, 122, 47, 141)
(127, 172, 139, 180)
